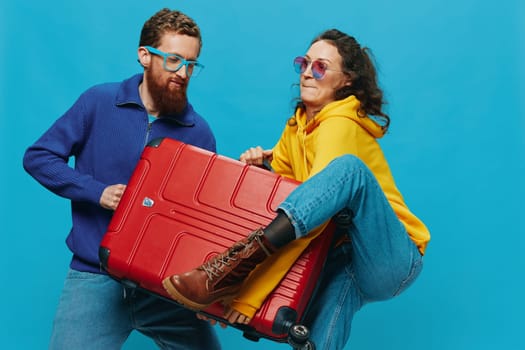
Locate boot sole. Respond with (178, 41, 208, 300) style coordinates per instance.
(162, 277, 210, 310)
(162, 277, 238, 311)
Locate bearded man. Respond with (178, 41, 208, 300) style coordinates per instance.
(22, 8, 220, 350)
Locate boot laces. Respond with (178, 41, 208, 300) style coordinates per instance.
(201, 241, 247, 281)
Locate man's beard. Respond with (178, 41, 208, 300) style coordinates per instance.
(145, 68, 188, 116)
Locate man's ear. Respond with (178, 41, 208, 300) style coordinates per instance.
(137, 47, 151, 68)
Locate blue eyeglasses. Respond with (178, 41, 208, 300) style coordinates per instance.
(144, 46, 204, 77)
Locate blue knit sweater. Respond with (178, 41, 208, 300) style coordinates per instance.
(23, 73, 216, 273)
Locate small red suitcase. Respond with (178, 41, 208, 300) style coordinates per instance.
(99, 137, 334, 348)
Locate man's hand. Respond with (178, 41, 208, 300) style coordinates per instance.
(99, 184, 127, 210)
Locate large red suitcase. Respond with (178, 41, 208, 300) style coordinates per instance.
(99, 137, 334, 348)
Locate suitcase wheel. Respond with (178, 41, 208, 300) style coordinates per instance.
(288, 324, 315, 350)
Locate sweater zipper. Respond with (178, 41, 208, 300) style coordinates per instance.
(143, 119, 153, 147)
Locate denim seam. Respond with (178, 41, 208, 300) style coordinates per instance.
(321, 265, 354, 350)
(276, 204, 305, 238)
(342, 243, 367, 303)
(317, 243, 359, 350)
(67, 269, 100, 280)
(393, 244, 423, 296)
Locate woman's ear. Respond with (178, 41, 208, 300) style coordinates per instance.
(137, 47, 151, 68)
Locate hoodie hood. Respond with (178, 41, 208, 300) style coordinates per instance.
(295, 95, 386, 139)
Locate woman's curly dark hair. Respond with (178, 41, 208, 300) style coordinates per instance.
(294, 29, 390, 131)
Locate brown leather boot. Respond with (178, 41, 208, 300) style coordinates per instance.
(162, 228, 276, 310)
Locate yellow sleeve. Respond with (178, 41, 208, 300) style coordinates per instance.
(270, 127, 295, 179)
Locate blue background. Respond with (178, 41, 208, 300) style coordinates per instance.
(2, 0, 524, 349)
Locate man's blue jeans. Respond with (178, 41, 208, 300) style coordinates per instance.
(279, 155, 424, 350)
(49, 269, 221, 349)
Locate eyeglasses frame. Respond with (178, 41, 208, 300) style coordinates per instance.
(293, 56, 345, 80)
(144, 46, 204, 76)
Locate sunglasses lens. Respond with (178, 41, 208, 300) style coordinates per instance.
(293, 57, 307, 74)
(293, 57, 328, 80)
(311, 61, 327, 80)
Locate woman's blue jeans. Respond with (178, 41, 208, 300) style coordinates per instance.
(49, 269, 221, 349)
(278, 155, 423, 350)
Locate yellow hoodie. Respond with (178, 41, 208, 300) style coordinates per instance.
(230, 95, 430, 318)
